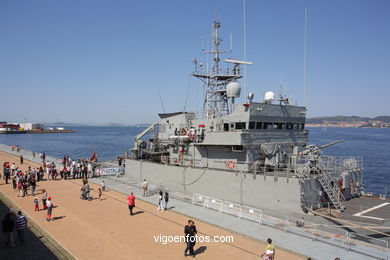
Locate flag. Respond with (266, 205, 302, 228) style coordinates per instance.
(90, 151, 97, 162)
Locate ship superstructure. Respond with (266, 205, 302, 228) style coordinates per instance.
(128, 19, 363, 215)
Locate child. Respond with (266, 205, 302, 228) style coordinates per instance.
(46, 197, 53, 222)
(34, 197, 39, 211)
(101, 180, 106, 192)
(98, 188, 102, 201)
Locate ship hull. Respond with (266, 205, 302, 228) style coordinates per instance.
(125, 159, 304, 215)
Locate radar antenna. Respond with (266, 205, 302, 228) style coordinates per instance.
(192, 19, 243, 118)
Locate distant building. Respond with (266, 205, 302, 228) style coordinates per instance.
(18, 123, 44, 130)
(0, 122, 20, 131)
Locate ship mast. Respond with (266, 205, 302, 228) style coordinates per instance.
(192, 19, 242, 119)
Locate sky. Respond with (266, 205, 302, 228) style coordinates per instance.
(0, 0, 389, 125)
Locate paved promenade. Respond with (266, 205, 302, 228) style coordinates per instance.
(0, 150, 305, 260)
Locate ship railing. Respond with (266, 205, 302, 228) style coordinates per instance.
(296, 156, 363, 174)
(220, 201, 244, 218)
(321, 156, 364, 175)
(191, 194, 263, 224)
(260, 210, 290, 231)
(284, 216, 318, 241)
(347, 232, 389, 260)
(192, 193, 390, 260)
(240, 206, 263, 224)
(313, 224, 349, 250)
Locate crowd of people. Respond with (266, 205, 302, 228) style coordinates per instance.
(1, 152, 102, 248)
(57, 156, 94, 180)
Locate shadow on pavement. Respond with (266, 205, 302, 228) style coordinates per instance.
(0, 198, 59, 260)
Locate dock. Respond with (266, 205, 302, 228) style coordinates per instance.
(0, 129, 74, 134)
(0, 150, 305, 260)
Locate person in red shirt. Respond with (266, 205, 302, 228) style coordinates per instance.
(127, 192, 135, 216)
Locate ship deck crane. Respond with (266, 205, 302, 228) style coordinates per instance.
(132, 122, 159, 157)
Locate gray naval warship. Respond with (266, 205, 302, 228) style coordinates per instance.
(125, 20, 388, 226)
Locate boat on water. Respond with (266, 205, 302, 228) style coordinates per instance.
(125, 19, 390, 242)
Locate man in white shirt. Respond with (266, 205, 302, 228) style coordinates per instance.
(142, 179, 148, 197)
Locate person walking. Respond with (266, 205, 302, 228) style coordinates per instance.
(42, 189, 48, 209)
(22, 180, 28, 197)
(164, 192, 169, 210)
(82, 182, 91, 201)
(184, 220, 197, 257)
(46, 197, 53, 222)
(98, 188, 102, 201)
(4, 165, 10, 184)
(157, 191, 164, 211)
(20, 155, 23, 164)
(11, 163, 16, 176)
(127, 192, 135, 216)
(17, 180, 22, 197)
(12, 176, 17, 191)
(101, 180, 106, 192)
(15, 211, 27, 245)
(142, 179, 148, 197)
(29, 177, 37, 196)
(2, 212, 15, 247)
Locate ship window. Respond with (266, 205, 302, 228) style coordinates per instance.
(256, 122, 263, 129)
(294, 123, 300, 130)
(235, 122, 246, 129)
(248, 122, 255, 129)
(232, 145, 244, 152)
(286, 123, 294, 130)
(276, 123, 285, 130)
(224, 123, 229, 131)
(230, 123, 234, 129)
(263, 122, 273, 129)
(300, 123, 305, 130)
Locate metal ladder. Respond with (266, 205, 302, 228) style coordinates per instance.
(317, 168, 344, 210)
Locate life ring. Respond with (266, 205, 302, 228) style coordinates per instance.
(226, 161, 235, 169)
(189, 133, 195, 141)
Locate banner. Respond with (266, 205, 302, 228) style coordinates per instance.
(96, 167, 124, 176)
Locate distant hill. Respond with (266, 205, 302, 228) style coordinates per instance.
(372, 116, 390, 123)
(45, 122, 87, 126)
(306, 116, 390, 124)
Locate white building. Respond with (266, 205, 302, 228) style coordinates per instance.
(18, 123, 44, 130)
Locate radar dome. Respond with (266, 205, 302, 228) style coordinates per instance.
(226, 82, 241, 98)
(264, 91, 275, 103)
